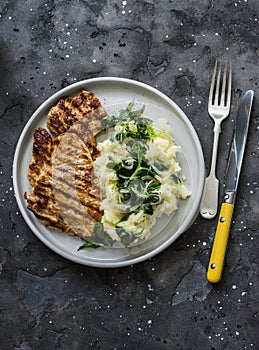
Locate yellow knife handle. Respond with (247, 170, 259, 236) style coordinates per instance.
(207, 202, 234, 283)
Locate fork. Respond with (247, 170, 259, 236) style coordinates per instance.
(200, 61, 232, 219)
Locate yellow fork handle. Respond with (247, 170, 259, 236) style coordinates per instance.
(207, 202, 234, 283)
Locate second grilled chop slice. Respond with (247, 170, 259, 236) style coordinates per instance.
(25, 128, 103, 238)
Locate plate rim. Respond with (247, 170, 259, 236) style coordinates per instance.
(13, 77, 205, 268)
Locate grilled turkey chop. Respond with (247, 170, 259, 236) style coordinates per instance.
(24, 90, 106, 239)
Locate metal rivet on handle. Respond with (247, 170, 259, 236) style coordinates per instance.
(220, 217, 225, 223)
(210, 263, 216, 269)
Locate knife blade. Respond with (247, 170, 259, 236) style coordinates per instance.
(207, 90, 254, 283)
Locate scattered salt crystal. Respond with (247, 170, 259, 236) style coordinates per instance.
(147, 284, 153, 291)
(232, 285, 237, 289)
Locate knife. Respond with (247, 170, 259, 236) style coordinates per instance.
(207, 90, 254, 284)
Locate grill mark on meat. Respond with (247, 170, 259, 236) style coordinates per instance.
(47, 90, 106, 137)
(31, 176, 101, 214)
(28, 128, 53, 187)
(25, 139, 101, 238)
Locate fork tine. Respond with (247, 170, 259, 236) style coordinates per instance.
(214, 61, 222, 105)
(220, 62, 227, 107)
(209, 61, 218, 106)
(226, 62, 232, 108)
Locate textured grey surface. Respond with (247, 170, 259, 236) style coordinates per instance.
(0, 0, 259, 349)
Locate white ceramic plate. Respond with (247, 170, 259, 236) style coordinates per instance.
(13, 77, 205, 268)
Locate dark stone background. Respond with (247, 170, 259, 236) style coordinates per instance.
(0, 1, 258, 349)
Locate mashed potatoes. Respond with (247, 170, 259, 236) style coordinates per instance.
(93, 109, 190, 246)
